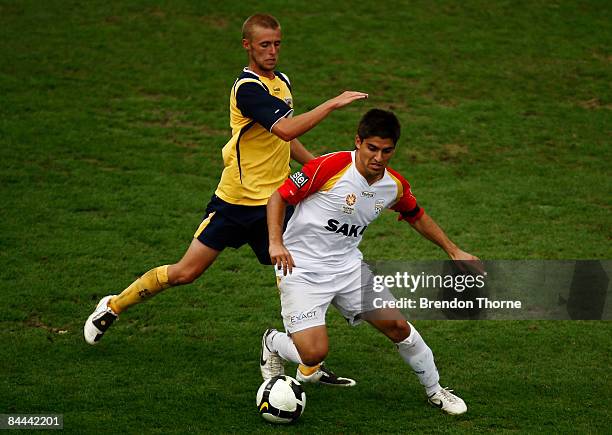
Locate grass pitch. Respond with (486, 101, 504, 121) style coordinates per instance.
(1, 1, 610, 433)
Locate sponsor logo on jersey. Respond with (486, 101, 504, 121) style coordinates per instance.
(361, 191, 375, 198)
(289, 171, 309, 189)
(289, 310, 317, 324)
(324, 219, 368, 237)
(375, 199, 385, 215)
(346, 193, 356, 206)
(274, 87, 281, 93)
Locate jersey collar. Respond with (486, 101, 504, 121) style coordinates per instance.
(243, 67, 275, 81)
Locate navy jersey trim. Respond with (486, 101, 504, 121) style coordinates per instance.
(275, 71, 292, 92)
(238, 69, 261, 83)
(236, 121, 256, 183)
(270, 107, 294, 131)
(232, 69, 268, 96)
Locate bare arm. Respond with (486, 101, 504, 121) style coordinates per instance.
(290, 138, 315, 165)
(271, 91, 368, 142)
(267, 191, 295, 275)
(410, 212, 479, 261)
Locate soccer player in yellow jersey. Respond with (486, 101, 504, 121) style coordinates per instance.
(84, 13, 366, 385)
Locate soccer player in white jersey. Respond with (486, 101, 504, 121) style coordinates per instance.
(260, 109, 479, 414)
(83, 13, 365, 386)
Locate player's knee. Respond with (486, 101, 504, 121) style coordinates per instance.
(387, 320, 410, 343)
(298, 346, 328, 367)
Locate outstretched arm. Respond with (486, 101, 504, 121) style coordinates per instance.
(271, 91, 368, 142)
(290, 138, 315, 165)
(410, 212, 479, 261)
(267, 191, 295, 275)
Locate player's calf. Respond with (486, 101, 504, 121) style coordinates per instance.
(289, 325, 329, 366)
(383, 319, 411, 343)
(295, 347, 327, 367)
(364, 310, 411, 343)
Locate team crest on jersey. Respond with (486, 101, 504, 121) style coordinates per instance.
(289, 171, 309, 189)
(345, 193, 357, 206)
(375, 199, 385, 215)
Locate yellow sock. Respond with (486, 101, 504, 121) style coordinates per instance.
(109, 265, 170, 314)
(298, 363, 321, 376)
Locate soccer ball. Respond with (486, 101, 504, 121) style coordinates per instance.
(256, 375, 306, 424)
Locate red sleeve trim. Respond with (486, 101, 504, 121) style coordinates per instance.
(399, 206, 424, 224)
(386, 166, 424, 223)
(277, 151, 353, 205)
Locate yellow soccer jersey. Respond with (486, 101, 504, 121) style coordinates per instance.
(215, 68, 294, 206)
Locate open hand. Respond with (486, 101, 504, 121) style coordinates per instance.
(330, 91, 368, 109)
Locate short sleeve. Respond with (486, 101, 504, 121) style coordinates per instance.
(235, 82, 293, 131)
(277, 152, 353, 205)
(387, 168, 424, 223)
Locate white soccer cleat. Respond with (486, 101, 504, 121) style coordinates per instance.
(84, 295, 118, 345)
(296, 363, 356, 387)
(428, 387, 467, 415)
(260, 329, 285, 380)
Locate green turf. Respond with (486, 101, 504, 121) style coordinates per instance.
(1, 0, 611, 433)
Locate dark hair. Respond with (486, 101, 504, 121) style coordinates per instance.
(357, 109, 401, 144)
(242, 14, 281, 40)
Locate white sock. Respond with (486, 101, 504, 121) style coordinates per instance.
(396, 322, 441, 396)
(267, 330, 303, 364)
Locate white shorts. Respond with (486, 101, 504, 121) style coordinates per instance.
(277, 263, 397, 333)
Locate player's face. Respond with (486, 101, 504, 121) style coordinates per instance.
(243, 26, 282, 75)
(355, 136, 396, 181)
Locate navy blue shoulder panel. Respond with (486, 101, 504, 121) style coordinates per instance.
(238, 69, 260, 81)
(233, 69, 269, 94)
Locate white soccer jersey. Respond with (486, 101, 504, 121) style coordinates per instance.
(277, 150, 424, 273)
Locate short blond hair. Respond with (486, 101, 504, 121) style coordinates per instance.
(242, 13, 281, 40)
